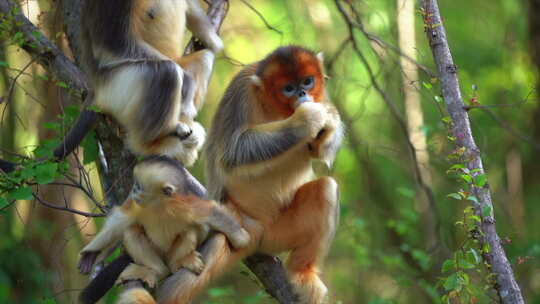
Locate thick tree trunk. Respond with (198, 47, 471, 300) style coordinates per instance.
(421, 1, 525, 303)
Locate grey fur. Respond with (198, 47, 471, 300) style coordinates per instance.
(205, 66, 305, 200)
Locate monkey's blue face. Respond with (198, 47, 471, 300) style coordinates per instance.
(281, 76, 316, 108)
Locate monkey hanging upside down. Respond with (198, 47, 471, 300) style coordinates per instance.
(82, 0, 224, 166)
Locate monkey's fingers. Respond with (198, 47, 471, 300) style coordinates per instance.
(78, 251, 99, 274)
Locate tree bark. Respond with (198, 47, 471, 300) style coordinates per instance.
(421, 1, 524, 303)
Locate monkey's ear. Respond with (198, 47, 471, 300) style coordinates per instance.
(162, 184, 176, 196)
(316, 52, 324, 64)
(249, 75, 263, 88)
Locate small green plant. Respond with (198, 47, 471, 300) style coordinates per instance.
(439, 135, 495, 303)
(0, 105, 99, 210)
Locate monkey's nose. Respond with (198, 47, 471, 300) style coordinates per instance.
(298, 90, 306, 97)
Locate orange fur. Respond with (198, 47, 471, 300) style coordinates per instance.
(117, 287, 156, 304)
(156, 46, 343, 304)
(258, 48, 325, 117)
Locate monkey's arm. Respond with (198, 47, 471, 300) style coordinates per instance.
(78, 206, 135, 274)
(185, 0, 223, 52)
(222, 102, 327, 174)
(207, 203, 250, 249)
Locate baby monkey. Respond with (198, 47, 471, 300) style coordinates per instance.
(78, 156, 250, 300)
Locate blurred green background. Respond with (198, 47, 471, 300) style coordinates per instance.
(0, 0, 539, 303)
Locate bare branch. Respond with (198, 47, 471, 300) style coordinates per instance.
(334, 0, 443, 254)
(33, 194, 104, 218)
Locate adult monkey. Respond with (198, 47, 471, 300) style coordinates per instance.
(156, 45, 343, 304)
(82, 0, 223, 166)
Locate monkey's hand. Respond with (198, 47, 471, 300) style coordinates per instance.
(171, 251, 205, 275)
(308, 105, 343, 165)
(293, 102, 327, 139)
(228, 228, 251, 249)
(78, 251, 99, 275)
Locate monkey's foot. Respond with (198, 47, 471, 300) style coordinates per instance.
(175, 123, 193, 141)
(228, 228, 251, 249)
(289, 270, 328, 304)
(179, 251, 205, 275)
(117, 264, 159, 289)
(179, 121, 205, 150)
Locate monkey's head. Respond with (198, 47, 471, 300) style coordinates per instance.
(130, 156, 191, 205)
(252, 46, 325, 117)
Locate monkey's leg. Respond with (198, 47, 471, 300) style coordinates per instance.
(121, 225, 169, 288)
(176, 50, 215, 117)
(79, 206, 135, 274)
(264, 177, 339, 304)
(156, 219, 262, 304)
(185, 0, 223, 52)
(167, 230, 204, 274)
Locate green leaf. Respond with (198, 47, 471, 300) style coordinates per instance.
(7, 186, 33, 200)
(460, 174, 473, 183)
(87, 105, 102, 113)
(20, 166, 36, 179)
(449, 164, 465, 170)
(0, 197, 8, 208)
(434, 95, 443, 103)
(466, 196, 479, 204)
(443, 273, 460, 291)
(81, 131, 99, 165)
(447, 193, 461, 200)
(482, 205, 492, 217)
(441, 259, 455, 273)
(64, 105, 80, 118)
(56, 81, 69, 89)
(474, 174, 487, 187)
(467, 248, 481, 264)
(469, 215, 481, 223)
(422, 81, 433, 89)
(35, 162, 58, 184)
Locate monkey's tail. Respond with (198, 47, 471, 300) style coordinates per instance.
(117, 286, 156, 304)
(156, 234, 241, 304)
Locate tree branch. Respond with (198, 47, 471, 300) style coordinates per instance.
(421, 1, 525, 303)
(0, 0, 86, 91)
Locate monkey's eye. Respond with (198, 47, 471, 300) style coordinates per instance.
(162, 185, 174, 196)
(301, 77, 315, 90)
(282, 84, 296, 98)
